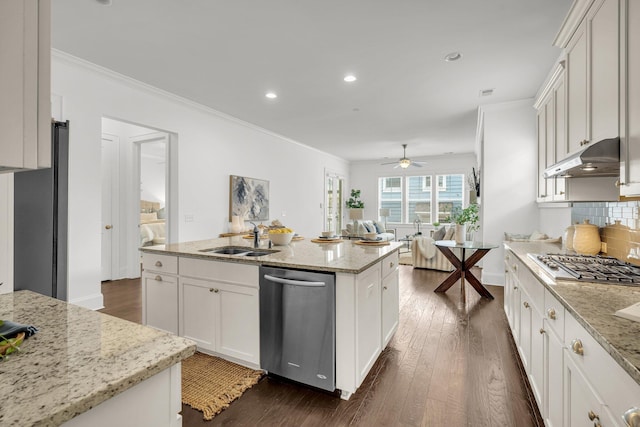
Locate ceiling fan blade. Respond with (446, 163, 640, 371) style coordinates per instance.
(412, 162, 426, 167)
(393, 164, 402, 169)
(381, 161, 399, 165)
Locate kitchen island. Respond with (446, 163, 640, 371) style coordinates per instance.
(0, 291, 196, 426)
(504, 241, 640, 426)
(140, 236, 402, 399)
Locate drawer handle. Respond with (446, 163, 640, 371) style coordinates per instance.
(523, 301, 530, 308)
(155, 261, 163, 267)
(571, 339, 584, 356)
(389, 261, 394, 268)
(209, 288, 219, 293)
(588, 410, 600, 425)
(154, 275, 162, 281)
(547, 308, 556, 320)
(513, 286, 518, 290)
(383, 286, 388, 290)
(580, 139, 590, 146)
(539, 328, 545, 335)
(513, 264, 518, 271)
(623, 407, 640, 427)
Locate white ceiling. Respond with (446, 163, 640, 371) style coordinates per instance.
(51, 0, 573, 162)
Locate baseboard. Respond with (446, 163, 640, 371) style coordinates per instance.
(69, 293, 105, 310)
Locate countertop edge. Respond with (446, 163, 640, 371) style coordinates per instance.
(503, 242, 640, 387)
(51, 341, 197, 426)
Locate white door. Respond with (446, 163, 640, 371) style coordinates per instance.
(101, 135, 119, 281)
(325, 172, 345, 236)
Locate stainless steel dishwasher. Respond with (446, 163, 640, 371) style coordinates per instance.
(259, 266, 336, 392)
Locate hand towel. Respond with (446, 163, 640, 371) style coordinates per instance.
(0, 320, 38, 339)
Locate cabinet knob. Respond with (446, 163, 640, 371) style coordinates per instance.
(505, 269, 508, 273)
(513, 286, 518, 290)
(390, 261, 394, 268)
(571, 339, 584, 356)
(580, 139, 590, 146)
(540, 194, 547, 198)
(623, 407, 640, 427)
(588, 410, 600, 422)
(105, 224, 113, 230)
(383, 286, 388, 290)
(209, 288, 219, 293)
(506, 255, 510, 261)
(155, 261, 163, 267)
(615, 179, 625, 188)
(513, 264, 518, 271)
(547, 308, 556, 320)
(539, 328, 545, 335)
(154, 275, 162, 281)
(559, 191, 565, 195)
(523, 301, 530, 308)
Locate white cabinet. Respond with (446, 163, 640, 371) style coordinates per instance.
(565, 0, 619, 152)
(142, 272, 179, 335)
(620, 0, 640, 196)
(0, 175, 13, 294)
(355, 263, 382, 384)
(0, 0, 51, 173)
(142, 253, 179, 335)
(504, 248, 640, 427)
(178, 258, 259, 366)
(535, 63, 566, 202)
(381, 252, 399, 347)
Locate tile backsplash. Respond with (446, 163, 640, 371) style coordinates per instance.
(572, 201, 640, 265)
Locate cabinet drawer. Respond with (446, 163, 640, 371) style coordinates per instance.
(142, 253, 178, 275)
(544, 289, 565, 340)
(517, 263, 544, 312)
(381, 252, 399, 278)
(179, 257, 258, 287)
(564, 313, 640, 419)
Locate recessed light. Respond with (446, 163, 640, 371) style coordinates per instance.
(344, 75, 357, 83)
(95, 0, 112, 5)
(479, 89, 494, 97)
(444, 52, 462, 62)
(265, 92, 277, 99)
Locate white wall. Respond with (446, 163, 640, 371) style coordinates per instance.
(480, 99, 539, 285)
(539, 205, 572, 238)
(350, 153, 478, 237)
(0, 174, 13, 294)
(52, 51, 348, 309)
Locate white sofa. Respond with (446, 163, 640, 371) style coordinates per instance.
(344, 220, 395, 241)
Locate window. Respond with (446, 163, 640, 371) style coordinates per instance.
(378, 173, 465, 223)
(379, 177, 402, 222)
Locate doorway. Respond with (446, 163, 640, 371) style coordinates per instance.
(324, 171, 345, 236)
(100, 117, 177, 281)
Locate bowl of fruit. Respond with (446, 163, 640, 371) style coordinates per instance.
(268, 227, 295, 245)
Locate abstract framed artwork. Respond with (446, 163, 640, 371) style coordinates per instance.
(229, 175, 270, 221)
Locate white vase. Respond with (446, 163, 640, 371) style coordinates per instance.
(230, 215, 243, 233)
(455, 224, 466, 244)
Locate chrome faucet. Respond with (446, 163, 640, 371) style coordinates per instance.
(250, 222, 260, 248)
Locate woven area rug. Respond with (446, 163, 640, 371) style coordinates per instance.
(182, 352, 263, 421)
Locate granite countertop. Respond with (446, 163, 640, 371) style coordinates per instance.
(505, 241, 640, 386)
(140, 236, 403, 274)
(0, 291, 196, 426)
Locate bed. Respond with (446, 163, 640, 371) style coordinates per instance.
(140, 200, 166, 246)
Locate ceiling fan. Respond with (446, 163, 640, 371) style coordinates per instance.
(381, 144, 426, 168)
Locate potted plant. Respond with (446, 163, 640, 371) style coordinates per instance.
(451, 203, 479, 244)
(346, 189, 364, 209)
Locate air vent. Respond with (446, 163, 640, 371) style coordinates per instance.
(479, 89, 494, 97)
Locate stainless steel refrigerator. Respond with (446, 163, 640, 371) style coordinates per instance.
(13, 121, 69, 300)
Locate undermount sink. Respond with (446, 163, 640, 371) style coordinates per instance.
(199, 246, 278, 257)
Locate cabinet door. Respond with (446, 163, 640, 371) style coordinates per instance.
(511, 278, 522, 345)
(381, 269, 399, 348)
(563, 350, 618, 427)
(180, 277, 216, 352)
(356, 265, 382, 383)
(621, 0, 640, 196)
(503, 259, 512, 325)
(589, 0, 619, 143)
(142, 272, 178, 335)
(529, 301, 544, 409)
(0, 0, 50, 171)
(554, 74, 567, 199)
(544, 320, 564, 427)
(566, 20, 588, 153)
(519, 288, 533, 373)
(217, 282, 260, 365)
(537, 108, 551, 200)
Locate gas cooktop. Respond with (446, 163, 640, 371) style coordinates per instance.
(528, 253, 640, 286)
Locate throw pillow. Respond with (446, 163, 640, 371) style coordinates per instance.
(363, 223, 373, 232)
(443, 226, 455, 241)
(433, 226, 446, 241)
(373, 222, 384, 234)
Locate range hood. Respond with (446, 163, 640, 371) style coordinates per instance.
(543, 137, 620, 178)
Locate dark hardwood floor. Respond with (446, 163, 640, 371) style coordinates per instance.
(100, 266, 541, 426)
